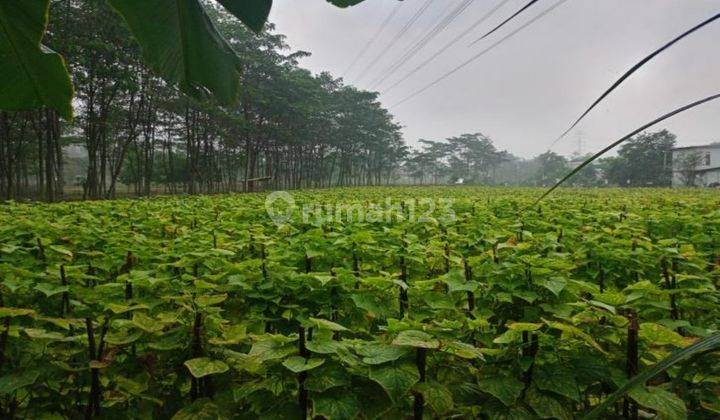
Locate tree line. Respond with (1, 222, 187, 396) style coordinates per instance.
(405, 130, 680, 188)
(0, 1, 406, 201)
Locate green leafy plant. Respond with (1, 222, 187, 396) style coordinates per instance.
(0, 186, 718, 418)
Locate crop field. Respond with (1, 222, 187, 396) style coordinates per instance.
(0, 187, 718, 419)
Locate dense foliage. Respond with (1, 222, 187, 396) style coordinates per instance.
(0, 1, 405, 201)
(407, 130, 677, 188)
(0, 187, 718, 418)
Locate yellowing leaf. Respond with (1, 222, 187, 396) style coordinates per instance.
(0, 308, 35, 318)
(392, 330, 439, 349)
(639, 323, 693, 347)
(309, 317, 348, 332)
(184, 358, 229, 378)
(507, 322, 543, 332)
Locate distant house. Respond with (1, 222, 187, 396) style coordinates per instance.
(672, 144, 720, 187)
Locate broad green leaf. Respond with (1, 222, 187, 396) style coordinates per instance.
(369, 362, 420, 402)
(196, 293, 228, 307)
(305, 248, 324, 259)
(38, 316, 83, 330)
(116, 374, 149, 395)
(313, 392, 361, 420)
(0, 0, 74, 119)
(184, 358, 229, 378)
(310, 317, 348, 332)
(588, 300, 617, 314)
(172, 398, 225, 420)
(193, 279, 217, 290)
(306, 339, 345, 355)
(538, 278, 566, 296)
(534, 364, 580, 402)
(305, 365, 351, 392)
(106, 303, 149, 314)
(544, 319, 606, 354)
(132, 312, 164, 333)
(445, 270, 479, 293)
(628, 386, 686, 420)
(356, 343, 409, 365)
(209, 324, 247, 345)
(639, 322, 691, 347)
(392, 330, 439, 349)
(104, 329, 143, 345)
(249, 337, 296, 362)
(351, 293, 393, 317)
(414, 382, 453, 415)
(216, 0, 272, 33)
(423, 292, 456, 310)
(34, 283, 69, 297)
(282, 356, 325, 373)
(476, 376, 524, 406)
(0, 370, 40, 395)
(441, 340, 485, 360)
(507, 322, 543, 332)
(1, 277, 29, 293)
(48, 245, 73, 258)
(527, 386, 572, 420)
(0, 307, 35, 318)
(23, 328, 67, 341)
(108, 0, 241, 105)
(493, 329, 522, 344)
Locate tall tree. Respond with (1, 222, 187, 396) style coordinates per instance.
(604, 130, 676, 187)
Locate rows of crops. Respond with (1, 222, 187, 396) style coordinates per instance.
(0, 187, 718, 419)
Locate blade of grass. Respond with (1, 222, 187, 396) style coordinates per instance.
(469, 0, 540, 45)
(551, 12, 720, 146)
(582, 333, 720, 420)
(534, 92, 720, 205)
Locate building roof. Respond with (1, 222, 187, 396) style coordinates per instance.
(674, 166, 720, 174)
(672, 143, 720, 151)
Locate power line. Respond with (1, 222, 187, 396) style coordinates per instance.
(535, 92, 720, 204)
(383, 0, 513, 94)
(343, 2, 404, 78)
(392, 0, 569, 108)
(469, 0, 541, 46)
(355, 0, 434, 84)
(547, 11, 720, 150)
(370, 0, 476, 90)
(365, 0, 457, 88)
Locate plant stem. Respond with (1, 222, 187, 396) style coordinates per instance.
(298, 327, 309, 419)
(463, 257, 475, 314)
(60, 264, 70, 317)
(414, 348, 427, 420)
(623, 311, 639, 420)
(85, 318, 101, 419)
(399, 255, 409, 318)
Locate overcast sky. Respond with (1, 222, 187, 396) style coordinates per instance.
(269, 0, 720, 159)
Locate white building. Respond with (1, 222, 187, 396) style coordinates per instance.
(672, 144, 720, 187)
